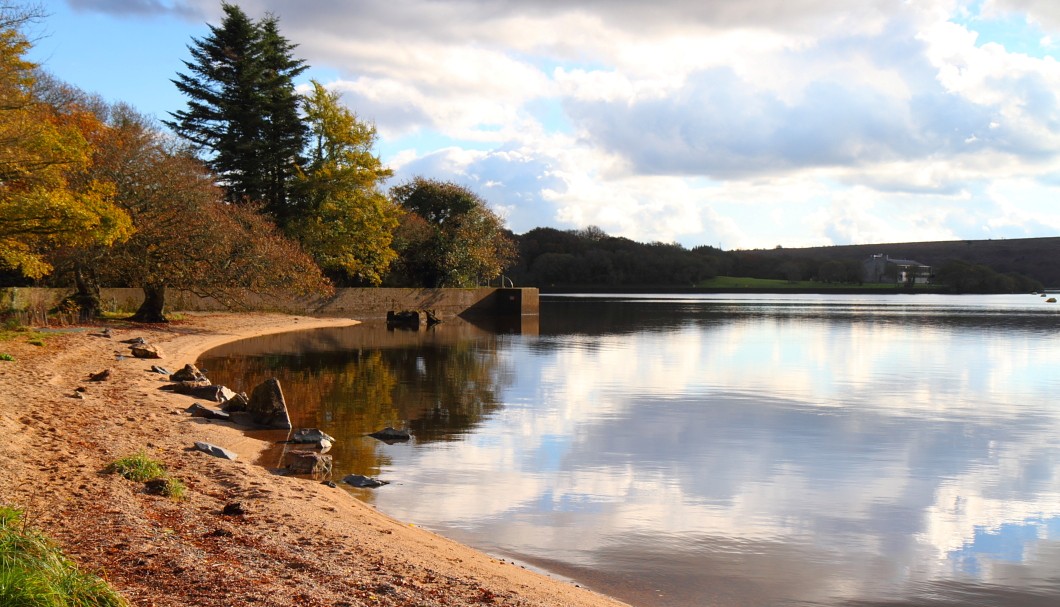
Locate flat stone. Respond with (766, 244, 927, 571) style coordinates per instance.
(342, 474, 389, 489)
(368, 427, 411, 442)
(185, 403, 231, 421)
(291, 428, 336, 444)
(193, 441, 238, 461)
(165, 383, 234, 403)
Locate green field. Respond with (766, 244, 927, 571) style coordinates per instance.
(696, 276, 938, 290)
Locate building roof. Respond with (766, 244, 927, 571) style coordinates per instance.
(868, 254, 927, 267)
(888, 258, 926, 267)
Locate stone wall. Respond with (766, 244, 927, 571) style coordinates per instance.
(0, 287, 539, 319)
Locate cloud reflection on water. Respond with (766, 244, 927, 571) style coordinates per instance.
(370, 297, 1060, 606)
(200, 295, 1060, 606)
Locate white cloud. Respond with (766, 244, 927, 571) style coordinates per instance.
(59, 0, 1060, 247)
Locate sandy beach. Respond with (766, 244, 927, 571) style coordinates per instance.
(0, 312, 630, 607)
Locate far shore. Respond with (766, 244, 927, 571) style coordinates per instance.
(541, 285, 945, 294)
(0, 312, 630, 607)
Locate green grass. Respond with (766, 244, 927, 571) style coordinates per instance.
(0, 505, 129, 607)
(0, 353, 13, 362)
(106, 452, 166, 483)
(106, 452, 187, 501)
(157, 477, 187, 501)
(0, 321, 50, 345)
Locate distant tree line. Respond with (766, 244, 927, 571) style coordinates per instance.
(507, 228, 1043, 293)
(933, 260, 1042, 293)
(509, 227, 726, 287)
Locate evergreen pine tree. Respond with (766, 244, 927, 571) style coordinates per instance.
(257, 15, 308, 223)
(166, 3, 306, 222)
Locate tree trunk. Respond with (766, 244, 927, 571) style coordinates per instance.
(129, 284, 168, 323)
(73, 265, 101, 322)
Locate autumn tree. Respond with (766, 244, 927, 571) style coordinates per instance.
(288, 81, 400, 285)
(0, 5, 131, 279)
(389, 178, 516, 287)
(166, 3, 306, 222)
(68, 105, 328, 322)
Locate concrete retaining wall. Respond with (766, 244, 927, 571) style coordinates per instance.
(0, 287, 539, 319)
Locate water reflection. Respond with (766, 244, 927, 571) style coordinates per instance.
(200, 319, 518, 477)
(198, 295, 1060, 607)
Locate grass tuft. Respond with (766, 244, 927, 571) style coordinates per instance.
(107, 452, 166, 483)
(0, 353, 13, 362)
(107, 452, 187, 501)
(0, 505, 130, 607)
(159, 477, 187, 501)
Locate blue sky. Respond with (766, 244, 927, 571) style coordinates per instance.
(27, 0, 1060, 250)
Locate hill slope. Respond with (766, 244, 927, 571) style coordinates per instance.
(752, 237, 1060, 286)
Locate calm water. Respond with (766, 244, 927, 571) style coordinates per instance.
(198, 294, 1060, 607)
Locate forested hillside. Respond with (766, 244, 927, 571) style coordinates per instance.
(746, 237, 1060, 287)
(509, 228, 1057, 292)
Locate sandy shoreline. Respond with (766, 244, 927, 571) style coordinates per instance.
(0, 312, 630, 607)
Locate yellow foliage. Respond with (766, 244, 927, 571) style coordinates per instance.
(292, 80, 399, 284)
(0, 8, 133, 278)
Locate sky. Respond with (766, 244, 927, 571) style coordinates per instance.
(25, 0, 1060, 250)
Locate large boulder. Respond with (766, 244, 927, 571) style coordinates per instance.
(283, 450, 332, 478)
(246, 378, 292, 429)
(130, 344, 163, 359)
(170, 364, 207, 382)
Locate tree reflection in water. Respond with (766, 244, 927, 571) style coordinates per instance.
(197, 318, 515, 481)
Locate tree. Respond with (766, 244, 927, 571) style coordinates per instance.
(0, 5, 132, 279)
(166, 2, 306, 222)
(257, 14, 308, 219)
(934, 260, 1040, 294)
(389, 178, 516, 287)
(67, 105, 329, 322)
(289, 81, 400, 285)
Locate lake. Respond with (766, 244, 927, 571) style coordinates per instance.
(198, 294, 1060, 607)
